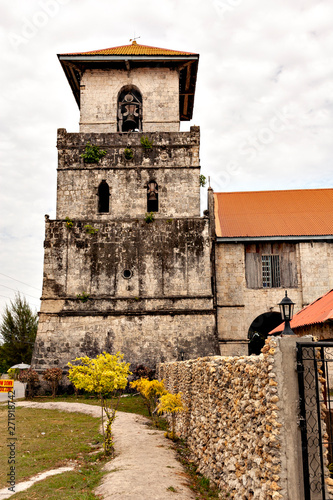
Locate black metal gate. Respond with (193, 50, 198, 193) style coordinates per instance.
(297, 342, 333, 500)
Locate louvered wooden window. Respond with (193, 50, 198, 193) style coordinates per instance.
(262, 255, 281, 288)
(245, 243, 297, 289)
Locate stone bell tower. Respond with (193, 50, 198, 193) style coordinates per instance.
(32, 41, 219, 374)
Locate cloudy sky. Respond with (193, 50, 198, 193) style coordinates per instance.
(0, 0, 332, 315)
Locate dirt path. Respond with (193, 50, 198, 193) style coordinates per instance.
(17, 402, 196, 500)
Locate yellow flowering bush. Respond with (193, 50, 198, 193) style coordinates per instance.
(68, 351, 131, 455)
(157, 391, 187, 440)
(130, 378, 167, 418)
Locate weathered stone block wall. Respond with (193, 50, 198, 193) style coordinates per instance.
(158, 337, 305, 500)
(56, 128, 200, 219)
(41, 217, 212, 300)
(215, 242, 332, 356)
(299, 242, 333, 306)
(79, 67, 179, 133)
(32, 313, 217, 371)
(32, 215, 220, 370)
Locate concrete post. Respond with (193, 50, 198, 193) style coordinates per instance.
(274, 335, 311, 500)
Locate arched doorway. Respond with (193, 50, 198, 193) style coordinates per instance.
(248, 311, 282, 355)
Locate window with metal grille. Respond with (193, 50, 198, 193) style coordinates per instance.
(262, 255, 281, 288)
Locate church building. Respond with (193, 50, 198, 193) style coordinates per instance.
(31, 42, 220, 373)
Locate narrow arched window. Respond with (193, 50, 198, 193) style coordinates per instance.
(117, 86, 142, 132)
(147, 181, 158, 212)
(98, 180, 110, 213)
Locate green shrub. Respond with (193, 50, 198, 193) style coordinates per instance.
(77, 292, 90, 303)
(140, 135, 153, 149)
(81, 142, 106, 164)
(65, 216, 73, 229)
(84, 224, 98, 235)
(124, 147, 134, 160)
(199, 174, 207, 187)
(144, 212, 155, 223)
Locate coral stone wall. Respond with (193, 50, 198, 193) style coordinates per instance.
(159, 337, 304, 500)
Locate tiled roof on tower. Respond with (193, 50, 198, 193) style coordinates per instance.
(61, 41, 197, 57)
(58, 40, 199, 120)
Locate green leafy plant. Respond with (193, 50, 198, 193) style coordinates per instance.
(166, 218, 173, 224)
(84, 224, 98, 235)
(68, 351, 131, 455)
(123, 147, 134, 160)
(81, 142, 106, 164)
(77, 292, 90, 303)
(42, 367, 63, 398)
(65, 216, 73, 229)
(200, 174, 207, 187)
(140, 135, 153, 149)
(144, 212, 155, 223)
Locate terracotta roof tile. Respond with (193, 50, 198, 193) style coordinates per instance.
(270, 289, 333, 334)
(214, 188, 333, 238)
(61, 41, 197, 57)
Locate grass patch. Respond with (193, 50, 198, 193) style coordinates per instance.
(174, 439, 230, 499)
(10, 463, 105, 500)
(34, 393, 149, 418)
(0, 406, 106, 495)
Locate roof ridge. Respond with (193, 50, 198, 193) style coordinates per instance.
(214, 187, 333, 196)
(60, 42, 197, 57)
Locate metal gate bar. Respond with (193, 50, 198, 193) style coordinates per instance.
(296, 342, 333, 500)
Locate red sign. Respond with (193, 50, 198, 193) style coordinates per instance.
(0, 380, 14, 392)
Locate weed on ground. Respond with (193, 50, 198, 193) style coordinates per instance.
(174, 439, 230, 500)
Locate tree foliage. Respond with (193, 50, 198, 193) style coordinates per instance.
(157, 392, 187, 440)
(0, 294, 38, 372)
(68, 351, 131, 455)
(43, 367, 63, 397)
(130, 378, 166, 419)
(18, 368, 39, 398)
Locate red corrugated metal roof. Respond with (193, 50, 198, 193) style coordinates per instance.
(214, 189, 333, 238)
(61, 41, 197, 57)
(270, 290, 333, 334)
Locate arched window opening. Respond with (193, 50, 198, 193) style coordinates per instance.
(98, 180, 110, 213)
(117, 87, 142, 132)
(147, 181, 158, 212)
(248, 311, 282, 355)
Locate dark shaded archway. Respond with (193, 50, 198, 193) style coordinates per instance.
(117, 86, 142, 132)
(248, 311, 282, 355)
(98, 180, 110, 213)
